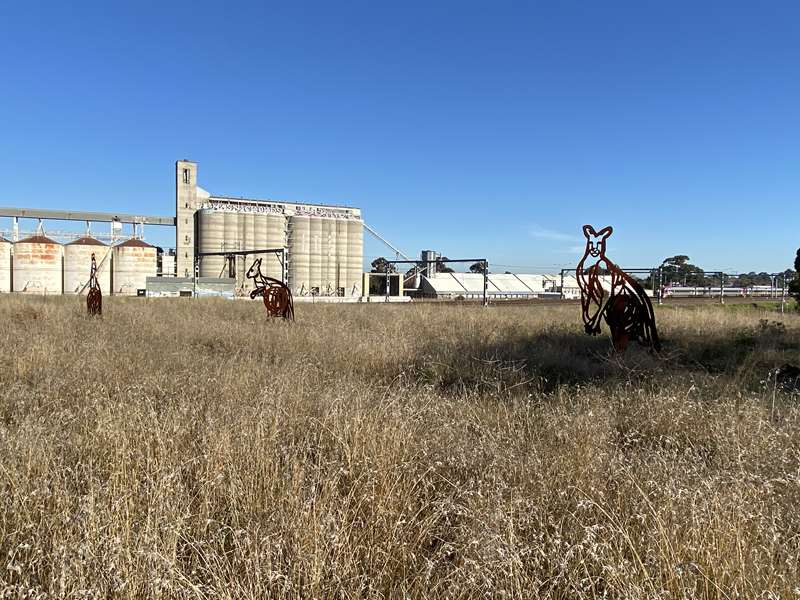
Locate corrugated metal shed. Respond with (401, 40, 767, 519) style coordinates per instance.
(146, 276, 235, 299)
(418, 273, 615, 299)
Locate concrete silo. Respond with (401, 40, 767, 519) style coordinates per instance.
(323, 219, 337, 295)
(223, 212, 239, 253)
(253, 213, 268, 262)
(309, 218, 323, 293)
(112, 239, 156, 295)
(288, 216, 310, 294)
(265, 215, 286, 281)
(223, 211, 239, 283)
(64, 237, 111, 295)
(197, 209, 225, 278)
(235, 212, 247, 291)
(346, 220, 363, 296)
(0, 237, 11, 293)
(335, 220, 348, 295)
(13, 235, 63, 294)
(241, 212, 257, 294)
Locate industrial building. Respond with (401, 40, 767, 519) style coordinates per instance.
(176, 160, 363, 297)
(416, 271, 619, 300)
(0, 160, 365, 297)
(418, 272, 564, 300)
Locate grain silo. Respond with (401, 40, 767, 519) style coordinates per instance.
(253, 213, 268, 258)
(335, 220, 348, 295)
(318, 219, 329, 292)
(197, 209, 225, 278)
(223, 212, 239, 253)
(346, 220, 363, 295)
(248, 212, 264, 283)
(235, 213, 247, 291)
(309, 218, 323, 293)
(323, 219, 337, 294)
(112, 239, 156, 295)
(288, 216, 310, 294)
(0, 237, 11, 293)
(13, 235, 63, 294)
(265, 215, 286, 280)
(240, 213, 256, 294)
(64, 237, 111, 294)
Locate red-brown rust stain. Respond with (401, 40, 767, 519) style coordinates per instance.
(16, 243, 62, 264)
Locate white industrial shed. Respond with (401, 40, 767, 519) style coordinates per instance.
(417, 272, 614, 300)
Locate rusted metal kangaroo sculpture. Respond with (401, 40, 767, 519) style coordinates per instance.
(577, 225, 660, 352)
(86, 253, 102, 316)
(246, 257, 295, 321)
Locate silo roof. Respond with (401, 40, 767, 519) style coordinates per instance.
(115, 238, 154, 248)
(16, 235, 60, 245)
(67, 236, 106, 246)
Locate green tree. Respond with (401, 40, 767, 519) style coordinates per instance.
(369, 257, 396, 295)
(370, 257, 396, 274)
(436, 256, 455, 274)
(469, 261, 487, 274)
(661, 255, 705, 286)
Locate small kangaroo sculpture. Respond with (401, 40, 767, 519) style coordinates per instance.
(246, 258, 295, 321)
(87, 253, 102, 316)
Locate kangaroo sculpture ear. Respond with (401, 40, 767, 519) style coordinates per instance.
(582, 225, 596, 239)
(596, 226, 613, 240)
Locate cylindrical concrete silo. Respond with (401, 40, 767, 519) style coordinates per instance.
(0, 237, 11, 293)
(322, 219, 337, 295)
(223, 211, 238, 282)
(64, 237, 111, 295)
(265, 215, 286, 280)
(288, 216, 310, 294)
(309, 218, 322, 293)
(223, 211, 239, 255)
(346, 220, 363, 296)
(237, 211, 246, 248)
(318, 219, 328, 293)
(335, 220, 348, 295)
(252, 213, 269, 282)
(236, 211, 247, 291)
(197, 209, 225, 278)
(243, 212, 256, 251)
(112, 239, 156, 295)
(13, 235, 63, 294)
(241, 213, 257, 295)
(253, 213, 268, 250)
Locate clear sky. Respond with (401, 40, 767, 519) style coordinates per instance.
(1, 1, 797, 273)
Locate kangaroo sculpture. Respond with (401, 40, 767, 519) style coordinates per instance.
(246, 257, 295, 321)
(86, 252, 102, 316)
(576, 225, 660, 352)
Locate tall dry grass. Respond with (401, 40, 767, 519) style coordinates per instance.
(0, 295, 798, 598)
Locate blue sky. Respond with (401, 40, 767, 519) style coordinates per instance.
(0, 1, 797, 272)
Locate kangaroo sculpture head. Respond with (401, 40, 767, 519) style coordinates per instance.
(581, 225, 613, 261)
(246, 257, 263, 280)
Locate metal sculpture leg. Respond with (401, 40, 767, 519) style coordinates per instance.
(576, 225, 660, 352)
(87, 253, 102, 316)
(605, 294, 631, 352)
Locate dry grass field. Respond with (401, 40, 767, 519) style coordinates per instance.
(1, 296, 799, 599)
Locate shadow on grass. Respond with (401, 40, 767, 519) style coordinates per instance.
(408, 322, 800, 394)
